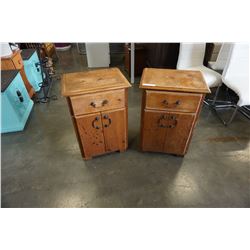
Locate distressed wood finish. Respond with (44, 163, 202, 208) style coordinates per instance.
(75, 113, 106, 159)
(61, 67, 131, 96)
(62, 68, 131, 160)
(140, 68, 210, 94)
(1, 50, 35, 98)
(145, 90, 202, 113)
(101, 108, 127, 152)
(70, 89, 125, 116)
(140, 68, 209, 156)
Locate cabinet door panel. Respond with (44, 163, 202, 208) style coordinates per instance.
(141, 110, 167, 152)
(142, 110, 196, 155)
(75, 113, 105, 158)
(163, 112, 196, 155)
(101, 108, 127, 152)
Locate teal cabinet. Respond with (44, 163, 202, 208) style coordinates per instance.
(22, 49, 43, 92)
(1, 70, 34, 133)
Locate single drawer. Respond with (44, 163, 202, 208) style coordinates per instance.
(70, 89, 125, 116)
(145, 90, 202, 113)
(12, 53, 23, 69)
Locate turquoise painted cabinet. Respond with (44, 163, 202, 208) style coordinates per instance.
(22, 49, 43, 92)
(1, 70, 34, 133)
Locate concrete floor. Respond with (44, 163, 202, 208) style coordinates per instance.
(1, 46, 250, 208)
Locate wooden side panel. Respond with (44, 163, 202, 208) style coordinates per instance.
(163, 112, 196, 155)
(1, 60, 15, 70)
(12, 52, 24, 69)
(183, 94, 205, 154)
(75, 113, 106, 159)
(141, 110, 167, 152)
(66, 98, 85, 158)
(101, 108, 127, 153)
(19, 68, 35, 97)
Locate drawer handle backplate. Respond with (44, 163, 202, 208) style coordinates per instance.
(103, 114, 112, 128)
(16, 90, 24, 103)
(90, 99, 109, 108)
(158, 115, 177, 128)
(162, 99, 181, 107)
(92, 116, 100, 129)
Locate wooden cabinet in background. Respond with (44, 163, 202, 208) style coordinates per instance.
(124, 44, 147, 77)
(139, 68, 210, 156)
(61, 68, 131, 160)
(1, 50, 35, 98)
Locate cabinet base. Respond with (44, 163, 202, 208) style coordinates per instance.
(82, 148, 127, 160)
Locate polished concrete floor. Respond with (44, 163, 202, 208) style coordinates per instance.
(1, 46, 250, 207)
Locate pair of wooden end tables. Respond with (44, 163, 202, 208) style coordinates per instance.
(61, 68, 210, 160)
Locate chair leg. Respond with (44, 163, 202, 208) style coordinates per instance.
(212, 84, 222, 105)
(212, 105, 239, 126)
(204, 85, 226, 106)
(239, 106, 250, 120)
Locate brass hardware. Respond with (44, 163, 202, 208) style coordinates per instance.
(103, 114, 112, 128)
(162, 100, 168, 105)
(90, 102, 96, 107)
(158, 114, 177, 128)
(102, 99, 108, 106)
(92, 116, 100, 129)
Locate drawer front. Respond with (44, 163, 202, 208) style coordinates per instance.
(12, 53, 23, 69)
(71, 89, 125, 116)
(145, 90, 202, 113)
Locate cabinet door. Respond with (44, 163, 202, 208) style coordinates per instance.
(141, 110, 168, 152)
(163, 112, 196, 155)
(75, 113, 105, 159)
(142, 110, 196, 155)
(101, 108, 127, 152)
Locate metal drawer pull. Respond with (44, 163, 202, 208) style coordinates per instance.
(92, 116, 100, 129)
(102, 99, 108, 106)
(158, 115, 177, 128)
(90, 99, 108, 108)
(162, 100, 181, 106)
(16, 90, 24, 103)
(90, 102, 96, 108)
(103, 114, 112, 128)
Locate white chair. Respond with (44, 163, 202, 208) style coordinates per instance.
(85, 43, 110, 68)
(177, 43, 222, 88)
(212, 43, 250, 125)
(208, 43, 233, 72)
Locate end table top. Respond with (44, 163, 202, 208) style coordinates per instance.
(139, 68, 210, 94)
(61, 68, 131, 97)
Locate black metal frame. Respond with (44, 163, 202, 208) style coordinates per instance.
(204, 85, 250, 126)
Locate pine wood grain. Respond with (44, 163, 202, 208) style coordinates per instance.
(140, 68, 210, 94)
(61, 67, 131, 97)
(62, 68, 130, 159)
(140, 68, 209, 156)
